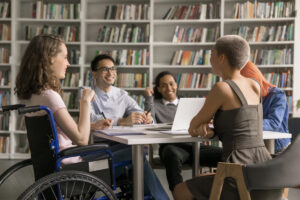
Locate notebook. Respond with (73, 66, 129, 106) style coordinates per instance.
(160, 98, 206, 135)
(95, 126, 145, 136)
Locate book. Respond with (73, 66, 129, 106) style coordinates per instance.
(95, 127, 145, 136)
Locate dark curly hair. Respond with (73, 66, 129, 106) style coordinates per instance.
(15, 34, 64, 99)
(154, 71, 177, 99)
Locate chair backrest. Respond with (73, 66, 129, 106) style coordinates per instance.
(242, 133, 300, 191)
(288, 117, 300, 139)
(25, 114, 57, 181)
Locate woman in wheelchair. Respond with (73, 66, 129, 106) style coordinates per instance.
(15, 34, 113, 164)
(14, 34, 168, 200)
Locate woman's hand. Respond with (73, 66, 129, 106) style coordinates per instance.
(144, 87, 154, 97)
(81, 88, 95, 103)
(189, 123, 214, 138)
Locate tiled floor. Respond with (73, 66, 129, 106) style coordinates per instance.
(0, 159, 299, 200)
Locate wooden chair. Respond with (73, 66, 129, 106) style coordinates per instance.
(209, 133, 300, 200)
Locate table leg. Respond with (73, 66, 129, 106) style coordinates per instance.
(193, 142, 201, 176)
(132, 145, 144, 200)
(264, 139, 275, 154)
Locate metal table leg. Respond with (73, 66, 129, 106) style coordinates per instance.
(193, 142, 201, 176)
(264, 139, 275, 154)
(132, 145, 144, 200)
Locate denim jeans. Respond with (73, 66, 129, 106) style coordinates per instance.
(110, 143, 169, 200)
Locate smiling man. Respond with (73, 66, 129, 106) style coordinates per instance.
(90, 54, 152, 126)
(87, 54, 169, 200)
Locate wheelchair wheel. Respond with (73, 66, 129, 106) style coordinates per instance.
(17, 170, 117, 200)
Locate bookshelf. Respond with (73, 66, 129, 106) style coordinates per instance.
(0, 0, 299, 159)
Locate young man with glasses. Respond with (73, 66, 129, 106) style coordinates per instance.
(90, 54, 152, 126)
(81, 54, 169, 200)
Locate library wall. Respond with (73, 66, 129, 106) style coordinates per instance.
(0, 0, 299, 159)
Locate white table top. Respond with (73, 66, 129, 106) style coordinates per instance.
(93, 127, 291, 145)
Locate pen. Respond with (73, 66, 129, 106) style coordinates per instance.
(145, 107, 151, 115)
(101, 112, 107, 119)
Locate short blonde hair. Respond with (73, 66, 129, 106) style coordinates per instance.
(215, 35, 250, 69)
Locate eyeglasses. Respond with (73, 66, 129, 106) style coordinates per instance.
(97, 67, 117, 73)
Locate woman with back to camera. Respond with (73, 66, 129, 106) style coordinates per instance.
(15, 34, 113, 164)
(241, 61, 290, 154)
(173, 35, 282, 200)
(144, 71, 222, 194)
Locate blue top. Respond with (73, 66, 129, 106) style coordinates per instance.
(90, 86, 143, 125)
(262, 87, 290, 152)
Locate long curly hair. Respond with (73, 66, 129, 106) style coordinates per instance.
(15, 34, 64, 99)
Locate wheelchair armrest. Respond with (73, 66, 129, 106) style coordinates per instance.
(1, 104, 25, 112)
(59, 143, 110, 157)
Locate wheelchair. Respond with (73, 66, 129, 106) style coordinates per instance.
(0, 104, 151, 200)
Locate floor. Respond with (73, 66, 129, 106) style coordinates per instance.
(0, 159, 299, 200)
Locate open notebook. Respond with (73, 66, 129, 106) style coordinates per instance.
(161, 98, 206, 135)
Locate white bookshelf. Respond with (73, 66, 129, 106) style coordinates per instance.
(0, 0, 299, 159)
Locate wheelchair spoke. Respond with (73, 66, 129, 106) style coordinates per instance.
(50, 185, 58, 200)
(83, 185, 93, 199)
(79, 182, 85, 200)
(40, 192, 46, 200)
(89, 189, 97, 200)
(69, 181, 76, 198)
(65, 181, 68, 197)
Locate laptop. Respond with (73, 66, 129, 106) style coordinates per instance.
(160, 98, 206, 135)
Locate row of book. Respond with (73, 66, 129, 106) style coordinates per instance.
(116, 73, 148, 88)
(33, 1, 80, 19)
(104, 4, 150, 20)
(62, 91, 78, 109)
(61, 72, 79, 87)
(0, 70, 10, 86)
(232, 24, 294, 42)
(97, 24, 150, 43)
(95, 49, 150, 66)
(0, 114, 9, 131)
(15, 135, 30, 153)
(0, 91, 10, 107)
(263, 70, 292, 88)
(0, 135, 9, 153)
(0, 24, 11, 41)
(69, 49, 80, 65)
(176, 73, 220, 89)
(170, 50, 211, 66)
(172, 26, 219, 43)
(130, 94, 145, 110)
(250, 48, 292, 65)
(17, 116, 26, 131)
(163, 3, 219, 20)
(0, 2, 10, 18)
(233, 1, 295, 19)
(84, 70, 92, 87)
(25, 25, 80, 42)
(0, 47, 9, 64)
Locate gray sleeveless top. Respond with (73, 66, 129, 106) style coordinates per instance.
(213, 80, 271, 164)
